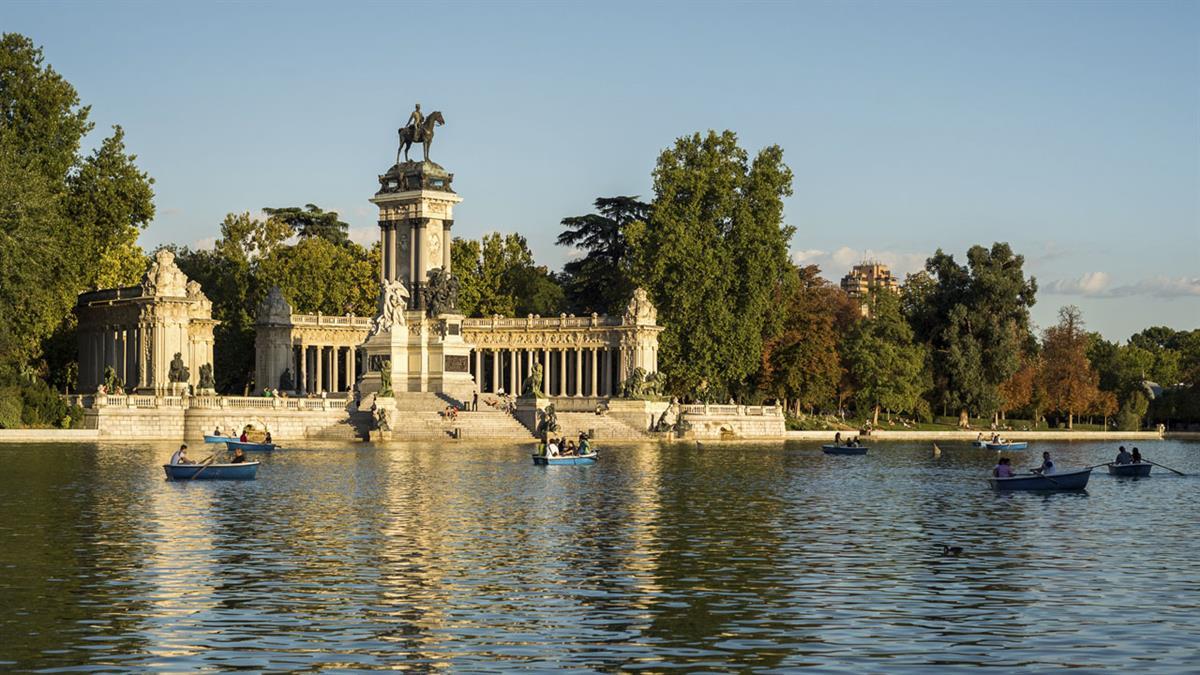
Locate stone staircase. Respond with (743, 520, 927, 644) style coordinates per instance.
(554, 412, 652, 441)
(375, 392, 535, 441)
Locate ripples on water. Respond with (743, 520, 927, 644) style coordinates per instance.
(0, 440, 1197, 671)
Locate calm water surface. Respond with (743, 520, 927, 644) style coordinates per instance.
(1, 439, 1197, 672)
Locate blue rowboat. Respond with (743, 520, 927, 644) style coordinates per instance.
(971, 440, 988, 448)
(986, 441, 1028, 450)
(532, 453, 597, 466)
(203, 434, 239, 444)
(1107, 462, 1152, 477)
(988, 467, 1091, 491)
(225, 440, 277, 452)
(823, 445, 868, 455)
(163, 461, 260, 481)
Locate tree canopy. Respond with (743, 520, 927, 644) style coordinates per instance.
(262, 204, 350, 245)
(557, 196, 647, 315)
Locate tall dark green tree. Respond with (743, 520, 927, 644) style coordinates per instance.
(262, 203, 350, 245)
(451, 233, 563, 317)
(843, 290, 930, 424)
(629, 130, 794, 399)
(910, 243, 1036, 426)
(557, 196, 648, 314)
(1, 35, 153, 378)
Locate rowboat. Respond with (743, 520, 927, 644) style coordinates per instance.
(203, 434, 239, 444)
(163, 461, 260, 480)
(971, 440, 988, 448)
(1107, 462, 1152, 477)
(225, 440, 277, 452)
(986, 441, 1028, 450)
(823, 444, 868, 455)
(532, 452, 598, 465)
(988, 467, 1091, 491)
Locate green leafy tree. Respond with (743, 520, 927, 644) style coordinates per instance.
(843, 290, 929, 425)
(451, 233, 563, 317)
(911, 243, 1037, 427)
(629, 130, 793, 399)
(759, 265, 844, 414)
(257, 236, 376, 315)
(1038, 306, 1100, 429)
(557, 196, 648, 314)
(262, 203, 350, 245)
(0, 34, 154, 425)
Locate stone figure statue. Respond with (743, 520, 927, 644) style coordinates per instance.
(521, 362, 544, 398)
(141, 249, 190, 297)
(397, 107, 446, 164)
(198, 363, 215, 390)
(379, 359, 394, 397)
(373, 404, 394, 432)
(421, 268, 459, 317)
(368, 280, 410, 338)
(623, 287, 657, 325)
(619, 367, 662, 400)
(536, 404, 560, 435)
(654, 397, 680, 432)
(168, 353, 189, 384)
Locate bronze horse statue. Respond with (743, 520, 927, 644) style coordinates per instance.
(397, 111, 444, 164)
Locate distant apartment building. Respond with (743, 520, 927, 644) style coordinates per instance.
(840, 261, 900, 316)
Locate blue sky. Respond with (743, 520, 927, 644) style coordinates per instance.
(4, 1, 1197, 340)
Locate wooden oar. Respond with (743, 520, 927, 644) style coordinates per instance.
(1146, 459, 1187, 477)
(189, 454, 217, 480)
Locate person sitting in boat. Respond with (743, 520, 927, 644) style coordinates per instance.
(1131, 447, 1143, 464)
(565, 440, 578, 456)
(546, 438, 560, 457)
(239, 430, 249, 442)
(1033, 451, 1055, 475)
(264, 431, 272, 444)
(170, 444, 194, 465)
(993, 457, 1014, 478)
(976, 432, 983, 443)
(578, 433, 591, 455)
(214, 425, 223, 437)
(834, 432, 843, 446)
(1114, 446, 1132, 465)
(229, 448, 247, 464)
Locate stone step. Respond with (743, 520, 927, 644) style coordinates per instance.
(554, 412, 652, 441)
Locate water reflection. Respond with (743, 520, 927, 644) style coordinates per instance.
(0, 439, 1197, 671)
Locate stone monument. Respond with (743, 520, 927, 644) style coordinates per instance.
(357, 106, 474, 403)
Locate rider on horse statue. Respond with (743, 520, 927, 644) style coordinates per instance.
(406, 103, 424, 144)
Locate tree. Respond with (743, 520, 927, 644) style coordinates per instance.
(629, 130, 793, 399)
(1038, 306, 1100, 429)
(557, 196, 648, 314)
(843, 289, 929, 425)
(759, 265, 843, 414)
(262, 203, 350, 245)
(911, 243, 1037, 426)
(451, 233, 563, 317)
(0, 34, 153, 426)
(999, 352, 1039, 421)
(257, 236, 376, 316)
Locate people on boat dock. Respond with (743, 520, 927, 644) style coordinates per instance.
(1114, 446, 1132, 464)
(229, 448, 247, 464)
(1033, 451, 1055, 475)
(170, 444, 193, 465)
(993, 457, 1014, 478)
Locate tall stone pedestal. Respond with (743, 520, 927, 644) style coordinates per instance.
(356, 311, 474, 406)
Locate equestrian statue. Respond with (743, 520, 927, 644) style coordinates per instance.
(396, 103, 445, 164)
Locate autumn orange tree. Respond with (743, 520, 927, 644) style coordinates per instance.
(1038, 306, 1100, 429)
(759, 265, 844, 415)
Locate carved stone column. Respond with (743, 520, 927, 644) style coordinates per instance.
(442, 219, 453, 271)
(491, 348, 499, 394)
(574, 347, 582, 397)
(590, 347, 598, 397)
(298, 343, 308, 394)
(331, 346, 340, 393)
(542, 348, 550, 395)
(557, 350, 566, 398)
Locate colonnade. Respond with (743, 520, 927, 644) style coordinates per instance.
(79, 325, 143, 391)
(469, 346, 622, 397)
(292, 343, 360, 395)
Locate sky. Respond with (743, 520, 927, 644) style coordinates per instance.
(4, 0, 1197, 340)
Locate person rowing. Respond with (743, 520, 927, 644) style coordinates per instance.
(1114, 446, 1132, 465)
(1032, 451, 1055, 475)
(169, 444, 194, 465)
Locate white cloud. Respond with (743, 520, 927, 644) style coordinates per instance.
(792, 249, 827, 264)
(190, 236, 217, 251)
(1045, 273, 1200, 299)
(348, 226, 377, 248)
(1045, 271, 1111, 296)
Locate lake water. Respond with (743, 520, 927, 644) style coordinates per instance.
(1, 439, 1197, 672)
